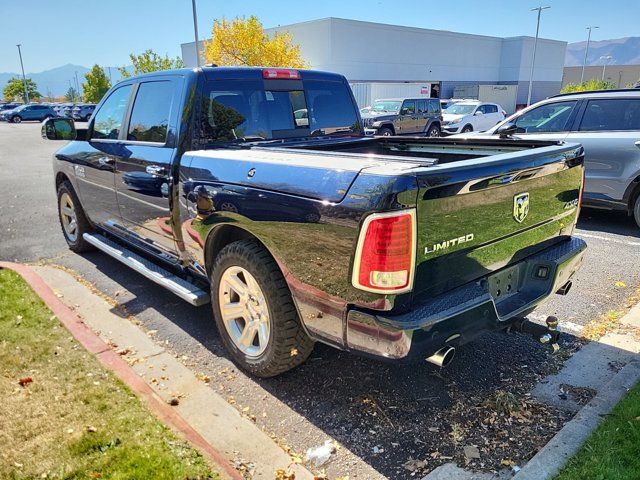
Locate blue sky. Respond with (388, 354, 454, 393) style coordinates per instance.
(1, 0, 638, 73)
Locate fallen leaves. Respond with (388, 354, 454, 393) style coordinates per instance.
(18, 377, 33, 387)
(275, 468, 295, 480)
(614, 281, 627, 288)
(196, 372, 210, 383)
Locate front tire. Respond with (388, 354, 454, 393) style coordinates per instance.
(210, 240, 314, 377)
(633, 195, 640, 228)
(461, 125, 473, 133)
(377, 127, 393, 136)
(57, 181, 95, 252)
(11, 115, 21, 123)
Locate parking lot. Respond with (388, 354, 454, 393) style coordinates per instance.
(2, 121, 640, 479)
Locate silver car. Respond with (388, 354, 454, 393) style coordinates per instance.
(456, 89, 640, 226)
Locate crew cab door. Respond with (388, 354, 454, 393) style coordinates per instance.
(565, 97, 640, 203)
(74, 83, 133, 227)
(114, 78, 180, 255)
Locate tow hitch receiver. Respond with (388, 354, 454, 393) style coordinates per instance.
(511, 316, 560, 352)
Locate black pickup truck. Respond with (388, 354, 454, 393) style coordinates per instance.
(43, 66, 586, 377)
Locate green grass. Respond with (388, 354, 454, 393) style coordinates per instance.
(0, 268, 220, 480)
(555, 381, 640, 480)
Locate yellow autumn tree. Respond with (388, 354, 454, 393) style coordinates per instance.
(202, 16, 308, 68)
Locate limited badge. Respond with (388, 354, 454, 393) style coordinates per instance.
(513, 192, 529, 223)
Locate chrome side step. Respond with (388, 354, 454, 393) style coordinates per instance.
(83, 233, 210, 306)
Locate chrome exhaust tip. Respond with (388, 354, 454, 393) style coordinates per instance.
(426, 346, 456, 367)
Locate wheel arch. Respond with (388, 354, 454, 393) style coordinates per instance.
(202, 223, 315, 338)
(377, 123, 395, 134)
(623, 174, 640, 214)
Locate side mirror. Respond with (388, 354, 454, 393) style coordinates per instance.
(41, 117, 77, 140)
(474, 110, 484, 116)
(495, 122, 525, 138)
(400, 108, 408, 115)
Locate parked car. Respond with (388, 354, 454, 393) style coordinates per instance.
(361, 97, 443, 137)
(441, 101, 506, 134)
(454, 89, 640, 226)
(0, 102, 22, 112)
(42, 66, 585, 377)
(0, 104, 56, 123)
(72, 104, 96, 122)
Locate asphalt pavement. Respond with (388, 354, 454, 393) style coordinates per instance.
(2, 122, 639, 479)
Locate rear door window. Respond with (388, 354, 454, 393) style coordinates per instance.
(578, 98, 640, 131)
(417, 100, 427, 114)
(127, 81, 173, 143)
(514, 101, 578, 133)
(428, 99, 440, 114)
(92, 85, 133, 140)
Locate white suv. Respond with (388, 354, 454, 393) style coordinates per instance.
(441, 101, 505, 134)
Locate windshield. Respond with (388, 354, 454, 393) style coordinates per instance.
(197, 79, 361, 145)
(444, 104, 476, 115)
(371, 100, 402, 113)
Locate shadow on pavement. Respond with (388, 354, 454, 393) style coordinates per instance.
(64, 250, 583, 479)
(578, 208, 639, 238)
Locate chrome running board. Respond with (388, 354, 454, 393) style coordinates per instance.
(83, 233, 210, 306)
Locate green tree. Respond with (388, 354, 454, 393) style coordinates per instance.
(118, 49, 185, 78)
(3, 77, 41, 102)
(561, 78, 617, 94)
(65, 86, 80, 102)
(83, 65, 111, 103)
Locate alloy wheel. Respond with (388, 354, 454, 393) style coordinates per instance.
(218, 266, 270, 358)
(59, 192, 78, 242)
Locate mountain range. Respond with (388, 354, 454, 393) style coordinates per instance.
(565, 37, 640, 67)
(0, 64, 128, 99)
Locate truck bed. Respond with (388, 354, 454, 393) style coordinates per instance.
(184, 136, 583, 301)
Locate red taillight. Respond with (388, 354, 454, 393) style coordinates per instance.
(352, 210, 416, 293)
(262, 68, 301, 80)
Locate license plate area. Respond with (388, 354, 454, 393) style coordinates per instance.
(488, 264, 522, 303)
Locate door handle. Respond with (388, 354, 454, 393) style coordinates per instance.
(97, 156, 114, 168)
(146, 165, 168, 176)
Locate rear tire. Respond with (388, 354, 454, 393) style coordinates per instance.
(461, 125, 473, 133)
(210, 239, 314, 377)
(377, 127, 393, 136)
(57, 181, 95, 252)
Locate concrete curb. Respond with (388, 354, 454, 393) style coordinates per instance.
(0, 261, 243, 480)
(513, 358, 640, 480)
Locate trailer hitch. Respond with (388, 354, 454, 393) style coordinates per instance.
(510, 316, 560, 352)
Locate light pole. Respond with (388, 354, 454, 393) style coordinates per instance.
(580, 26, 599, 84)
(191, 0, 201, 67)
(527, 6, 550, 106)
(74, 71, 80, 98)
(600, 55, 613, 81)
(16, 44, 29, 103)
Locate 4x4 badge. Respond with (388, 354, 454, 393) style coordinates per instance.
(513, 192, 530, 223)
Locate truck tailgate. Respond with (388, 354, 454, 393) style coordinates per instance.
(413, 143, 584, 299)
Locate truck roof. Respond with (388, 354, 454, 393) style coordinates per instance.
(119, 66, 347, 83)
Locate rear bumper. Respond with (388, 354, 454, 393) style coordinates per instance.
(345, 236, 587, 361)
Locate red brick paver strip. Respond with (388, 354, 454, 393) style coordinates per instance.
(0, 261, 242, 480)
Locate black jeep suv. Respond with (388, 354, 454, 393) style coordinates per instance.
(362, 97, 442, 137)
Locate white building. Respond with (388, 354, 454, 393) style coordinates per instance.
(181, 17, 567, 108)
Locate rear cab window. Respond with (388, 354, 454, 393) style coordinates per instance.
(196, 74, 361, 146)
